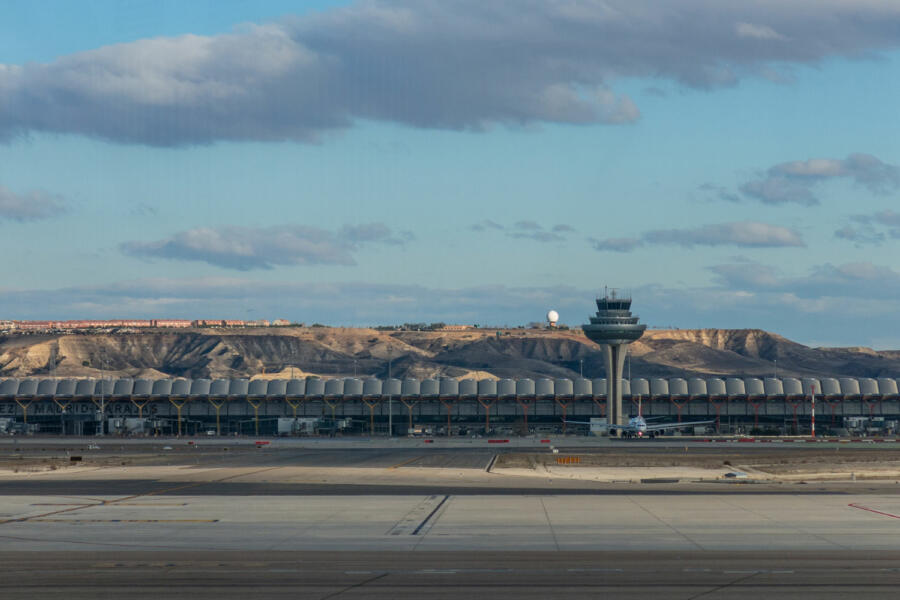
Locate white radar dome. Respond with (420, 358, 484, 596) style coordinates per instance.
(546, 310, 559, 324)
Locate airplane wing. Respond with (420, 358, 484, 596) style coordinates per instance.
(562, 419, 638, 433)
(643, 420, 713, 431)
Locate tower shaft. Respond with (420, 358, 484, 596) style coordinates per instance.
(602, 344, 627, 428)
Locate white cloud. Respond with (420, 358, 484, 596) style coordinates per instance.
(0, 185, 66, 221)
(121, 223, 412, 270)
(735, 23, 787, 41)
(740, 153, 900, 205)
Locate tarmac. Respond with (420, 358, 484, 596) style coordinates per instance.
(3, 437, 900, 597)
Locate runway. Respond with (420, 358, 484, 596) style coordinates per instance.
(3, 439, 900, 597)
(4, 490, 900, 551)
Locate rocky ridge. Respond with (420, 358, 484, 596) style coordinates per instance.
(0, 327, 898, 381)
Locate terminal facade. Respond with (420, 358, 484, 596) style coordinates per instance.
(0, 375, 897, 436)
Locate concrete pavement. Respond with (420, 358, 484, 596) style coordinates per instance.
(3, 492, 900, 551)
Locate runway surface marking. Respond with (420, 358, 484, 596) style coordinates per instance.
(539, 497, 560, 551)
(411, 495, 449, 535)
(318, 572, 388, 600)
(686, 571, 761, 599)
(848, 502, 900, 519)
(718, 495, 851, 550)
(0, 465, 284, 526)
(626, 495, 704, 550)
(387, 495, 446, 535)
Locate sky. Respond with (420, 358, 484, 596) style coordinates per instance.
(2, 0, 900, 347)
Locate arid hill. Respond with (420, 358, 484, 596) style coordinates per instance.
(1, 327, 898, 381)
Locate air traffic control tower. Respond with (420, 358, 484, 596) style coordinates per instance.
(582, 291, 646, 436)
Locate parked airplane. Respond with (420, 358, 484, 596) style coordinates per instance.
(566, 397, 713, 438)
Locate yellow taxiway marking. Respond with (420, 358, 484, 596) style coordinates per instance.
(389, 455, 425, 469)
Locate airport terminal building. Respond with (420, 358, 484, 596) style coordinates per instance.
(0, 375, 897, 436)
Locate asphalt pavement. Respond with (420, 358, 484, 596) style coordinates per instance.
(3, 551, 900, 599)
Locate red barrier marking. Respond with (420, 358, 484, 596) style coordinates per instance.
(187, 441, 195, 445)
(255, 441, 270, 445)
(540, 439, 550, 443)
(738, 438, 755, 442)
(424, 439, 434, 444)
(849, 503, 900, 519)
(488, 439, 509, 444)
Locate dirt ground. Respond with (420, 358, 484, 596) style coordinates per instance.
(6, 443, 900, 480)
(495, 447, 900, 477)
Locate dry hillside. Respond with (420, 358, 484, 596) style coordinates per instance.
(0, 327, 898, 380)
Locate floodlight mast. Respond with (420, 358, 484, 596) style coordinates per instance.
(581, 291, 646, 437)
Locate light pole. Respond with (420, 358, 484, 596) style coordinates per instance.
(579, 359, 583, 378)
(98, 350, 108, 436)
(774, 359, 777, 379)
(811, 384, 816, 438)
(387, 344, 393, 437)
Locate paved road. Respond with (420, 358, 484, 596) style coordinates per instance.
(2, 551, 900, 599)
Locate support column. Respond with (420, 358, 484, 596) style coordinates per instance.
(477, 397, 496, 433)
(130, 396, 150, 422)
(361, 398, 380, 435)
(602, 344, 627, 436)
(168, 398, 188, 436)
(439, 398, 455, 436)
(208, 398, 226, 435)
(246, 398, 262, 436)
(14, 398, 34, 424)
(399, 398, 418, 434)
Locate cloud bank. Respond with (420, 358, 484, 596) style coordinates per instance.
(471, 219, 575, 243)
(3, 1, 900, 145)
(590, 221, 804, 252)
(739, 153, 900, 205)
(7, 262, 900, 346)
(121, 223, 412, 270)
(835, 209, 900, 245)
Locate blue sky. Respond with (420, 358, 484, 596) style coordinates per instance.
(2, 1, 900, 347)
